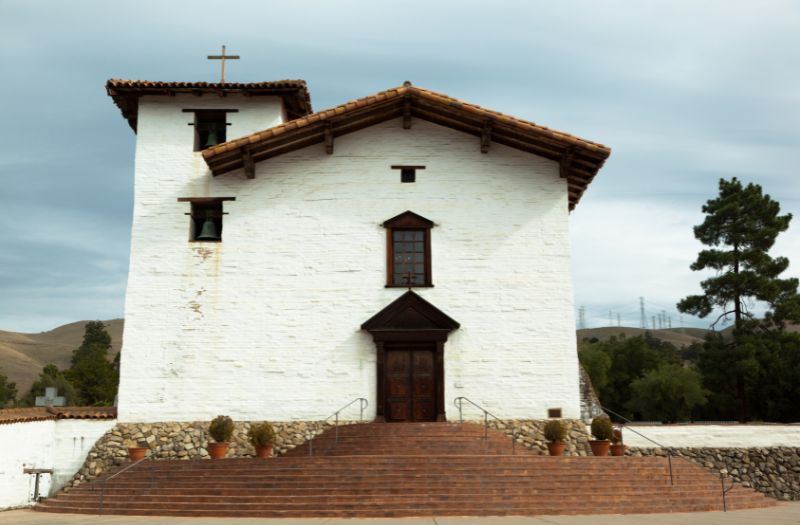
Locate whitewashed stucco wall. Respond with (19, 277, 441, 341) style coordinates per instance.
(0, 419, 115, 509)
(623, 424, 800, 448)
(118, 97, 580, 423)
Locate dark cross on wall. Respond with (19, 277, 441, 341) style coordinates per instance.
(207, 45, 240, 83)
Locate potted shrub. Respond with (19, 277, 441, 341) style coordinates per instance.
(207, 415, 234, 459)
(125, 440, 148, 461)
(610, 427, 626, 456)
(589, 416, 613, 456)
(543, 419, 567, 456)
(247, 422, 276, 458)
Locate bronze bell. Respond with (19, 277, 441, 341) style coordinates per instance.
(196, 218, 220, 241)
(204, 129, 220, 148)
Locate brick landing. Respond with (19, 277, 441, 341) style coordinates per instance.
(35, 422, 777, 518)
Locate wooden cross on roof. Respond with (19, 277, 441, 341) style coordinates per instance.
(207, 45, 239, 83)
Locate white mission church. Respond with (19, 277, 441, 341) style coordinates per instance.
(107, 77, 611, 424)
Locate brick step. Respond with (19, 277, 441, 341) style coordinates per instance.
(36, 500, 775, 518)
(111, 456, 684, 470)
(63, 476, 743, 492)
(91, 473, 714, 487)
(90, 469, 706, 482)
(50, 487, 767, 505)
(37, 497, 770, 515)
(109, 461, 688, 474)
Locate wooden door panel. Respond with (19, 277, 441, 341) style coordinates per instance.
(411, 350, 435, 422)
(385, 347, 436, 422)
(386, 351, 411, 422)
(388, 402, 408, 421)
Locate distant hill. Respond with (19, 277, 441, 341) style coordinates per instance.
(577, 326, 712, 347)
(578, 324, 798, 347)
(0, 320, 123, 397)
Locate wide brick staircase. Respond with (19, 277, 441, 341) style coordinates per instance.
(36, 422, 777, 517)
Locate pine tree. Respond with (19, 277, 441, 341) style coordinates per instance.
(678, 178, 800, 420)
(677, 177, 798, 329)
(65, 321, 118, 405)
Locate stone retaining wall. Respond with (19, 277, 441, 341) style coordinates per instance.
(631, 447, 800, 501)
(488, 419, 593, 456)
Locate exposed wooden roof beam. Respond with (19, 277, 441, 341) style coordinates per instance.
(481, 120, 492, 154)
(324, 122, 334, 154)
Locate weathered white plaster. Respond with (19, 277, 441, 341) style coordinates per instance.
(0, 419, 115, 509)
(118, 107, 580, 422)
(623, 424, 800, 448)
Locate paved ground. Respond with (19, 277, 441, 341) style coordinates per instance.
(1, 504, 799, 525)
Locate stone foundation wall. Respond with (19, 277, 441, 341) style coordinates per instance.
(488, 419, 592, 455)
(631, 447, 800, 501)
(69, 420, 359, 488)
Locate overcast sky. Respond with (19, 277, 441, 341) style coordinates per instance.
(1, 0, 798, 333)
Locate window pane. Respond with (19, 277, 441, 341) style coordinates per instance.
(389, 227, 429, 286)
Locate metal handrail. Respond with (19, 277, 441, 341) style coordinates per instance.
(93, 456, 148, 515)
(600, 405, 675, 486)
(453, 397, 517, 455)
(309, 397, 368, 456)
(720, 472, 735, 512)
(604, 405, 732, 511)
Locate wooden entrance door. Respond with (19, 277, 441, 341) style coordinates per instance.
(385, 344, 436, 422)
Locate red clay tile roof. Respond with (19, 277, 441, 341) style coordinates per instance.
(0, 406, 116, 425)
(106, 79, 312, 131)
(201, 83, 611, 210)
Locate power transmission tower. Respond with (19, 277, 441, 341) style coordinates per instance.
(668, 316, 672, 329)
(639, 297, 646, 329)
(651, 315, 656, 330)
(617, 313, 621, 327)
(578, 306, 586, 329)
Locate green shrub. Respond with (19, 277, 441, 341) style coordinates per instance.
(590, 416, 613, 440)
(208, 415, 234, 443)
(247, 422, 276, 447)
(543, 420, 566, 443)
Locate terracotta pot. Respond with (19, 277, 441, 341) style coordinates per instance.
(589, 440, 610, 456)
(208, 442, 229, 459)
(127, 447, 148, 461)
(255, 445, 273, 459)
(547, 441, 566, 456)
(610, 444, 626, 457)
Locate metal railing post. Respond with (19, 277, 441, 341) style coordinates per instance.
(667, 454, 674, 486)
(600, 405, 678, 486)
(95, 457, 147, 515)
(308, 397, 368, 456)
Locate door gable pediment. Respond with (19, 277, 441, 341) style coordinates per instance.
(361, 291, 460, 332)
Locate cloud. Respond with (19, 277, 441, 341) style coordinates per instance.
(1, 0, 799, 331)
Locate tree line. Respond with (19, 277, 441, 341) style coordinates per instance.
(0, 321, 118, 408)
(581, 178, 800, 423)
